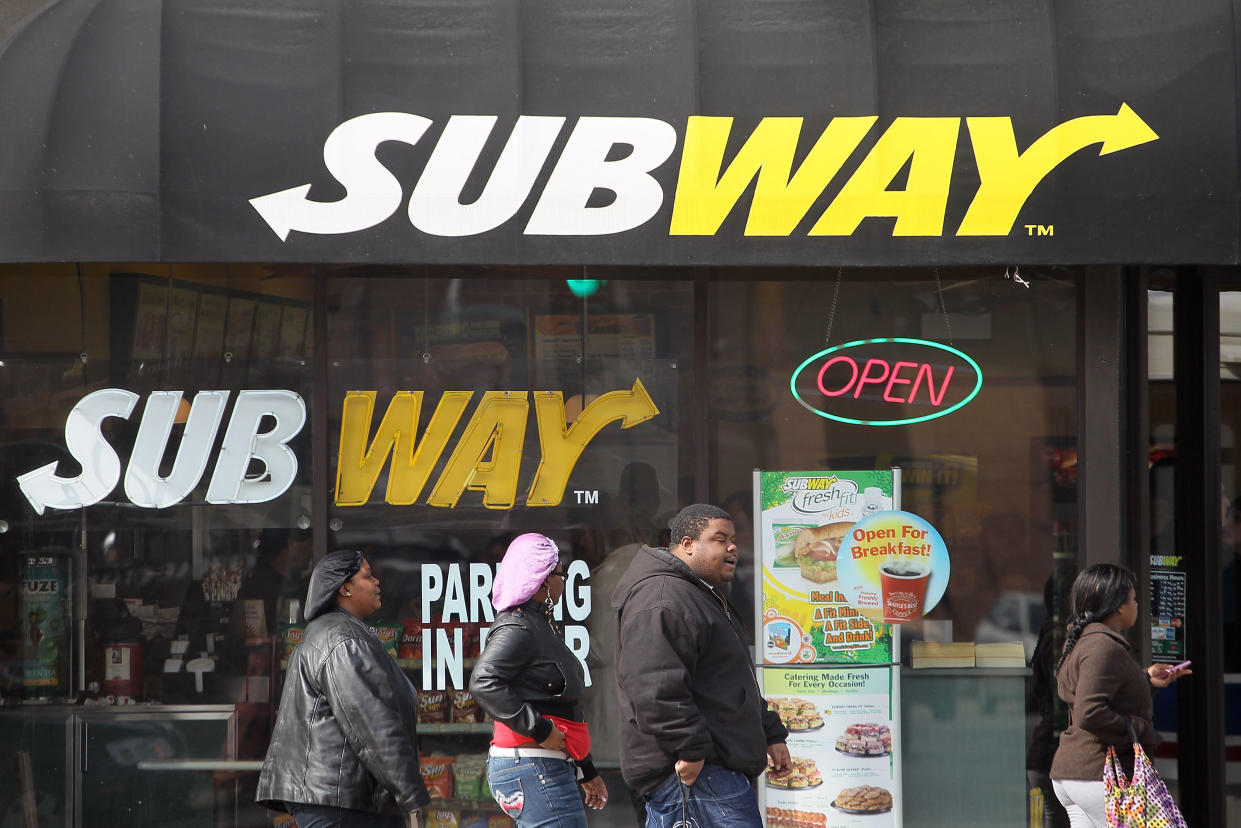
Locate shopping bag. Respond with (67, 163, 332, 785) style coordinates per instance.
(1103, 721, 1187, 828)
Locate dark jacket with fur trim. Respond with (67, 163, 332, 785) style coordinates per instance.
(612, 545, 787, 794)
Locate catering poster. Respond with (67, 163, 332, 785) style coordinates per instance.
(761, 666, 900, 828)
(756, 470, 899, 665)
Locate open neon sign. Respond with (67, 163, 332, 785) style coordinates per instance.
(790, 338, 983, 426)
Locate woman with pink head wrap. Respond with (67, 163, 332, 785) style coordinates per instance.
(490, 532, 561, 611)
(469, 534, 609, 823)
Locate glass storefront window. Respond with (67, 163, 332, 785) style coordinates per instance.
(710, 268, 1080, 827)
(324, 270, 693, 821)
(1, 262, 1090, 826)
(0, 264, 313, 826)
(709, 268, 1079, 650)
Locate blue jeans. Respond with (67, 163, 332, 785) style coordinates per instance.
(286, 803, 404, 828)
(487, 755, 588, 827)
(643, 764, 762, 828)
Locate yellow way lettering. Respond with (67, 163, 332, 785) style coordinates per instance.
(667, 104, 1156, 238)
(811, 117, 960, 236)
(527, 379, 659, 505)
(957, 103, 1158, 235)
(334, 380, 660, 509)
(335, 390, 472, 506)
(426, 391, 530, 509)
(669, 116, 876, 236)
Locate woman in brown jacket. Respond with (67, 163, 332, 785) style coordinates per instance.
(1049, 564, 1190, 827)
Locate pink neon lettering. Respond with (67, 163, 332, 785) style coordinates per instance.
(817, 356, 858, 397)
(910, 363, 955, 406)
(883, 361, 918, 403)
(817, 354, 958, 408)
(853, 359, 890, 399)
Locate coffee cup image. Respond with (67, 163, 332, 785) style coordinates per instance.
(878, 558, 932, 623)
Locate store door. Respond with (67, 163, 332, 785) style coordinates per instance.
(1216, 278, 1241, 820)
(1144, 270, 1233, 827)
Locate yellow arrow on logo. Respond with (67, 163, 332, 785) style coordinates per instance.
(527, 379, 660, 506)
(957, 103, 1158, 235)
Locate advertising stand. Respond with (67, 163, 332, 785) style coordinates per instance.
(755, 469, 951, 828)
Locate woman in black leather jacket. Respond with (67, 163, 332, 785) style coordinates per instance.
(469, 533, 608, 826)
(257, 550, 430, 827)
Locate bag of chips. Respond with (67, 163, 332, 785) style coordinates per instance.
(450, 689, 480, 724)
(399, 618, 422, 660)
(419, 690, 450, 723)
(453, 754, 487, 801)
(278, 624, 305, 660)
(420, 756, 457, 800)
(425, 809, 459, 828)
(373, 624, 401, 659)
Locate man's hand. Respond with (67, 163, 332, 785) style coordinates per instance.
(581, 775, 608, 809)
(767, 742, 792, 775)
(405, 811, 425, 828)
(538, 724, 567, 751)
(675, 758, 705, 786)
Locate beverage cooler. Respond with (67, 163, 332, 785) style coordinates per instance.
(0, 704, 241, 828)
(2, 526, 288, 827)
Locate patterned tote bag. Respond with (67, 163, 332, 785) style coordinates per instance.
(1103, 720, 1188, 828)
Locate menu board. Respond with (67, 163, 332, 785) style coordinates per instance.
(1150, 569, 1187, 660)
(761, 666, 899, 828)
(130, 277, 168, 361)
(533, 313, 655, 390)
(756, 470, 899, 665)
(168, 283, 200, 366)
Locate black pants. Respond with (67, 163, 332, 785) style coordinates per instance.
(287, 803, 404, 828)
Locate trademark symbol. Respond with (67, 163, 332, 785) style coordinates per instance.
(1024, 224, 1054, 237)
(574, 490, 599, 505)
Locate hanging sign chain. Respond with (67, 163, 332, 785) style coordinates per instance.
(823, 267, 844, 346)
(422, 278, 431, 363)
(1004, 265, 1030, 289)
(934, 267, 954, 346)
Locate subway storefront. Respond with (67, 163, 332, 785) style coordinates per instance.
(0, 2, 1237, 827)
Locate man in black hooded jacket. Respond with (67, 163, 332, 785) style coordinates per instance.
(613, 503, 790, 827)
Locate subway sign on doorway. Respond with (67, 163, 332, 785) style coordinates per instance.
(16, 381, 659, 513)
(250, 104, 1157, 242)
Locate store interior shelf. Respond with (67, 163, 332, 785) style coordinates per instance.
(418, 722, 491, 734)
(901, 667, 1031, 677)
(429, 798, 500, 813)
(281, 656, 481, 673)
(398, 658, 478, 671)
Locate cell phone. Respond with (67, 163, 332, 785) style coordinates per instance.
(1165, 660, 1191, 673)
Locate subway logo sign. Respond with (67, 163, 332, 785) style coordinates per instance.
(251, 105, 1157, 241)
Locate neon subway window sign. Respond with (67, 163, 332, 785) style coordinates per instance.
(789, 338, 983, 426)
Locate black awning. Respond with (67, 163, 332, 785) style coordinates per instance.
(0, 0, 1236, 266)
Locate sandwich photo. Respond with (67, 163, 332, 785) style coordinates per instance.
(792, 522, 853, 584)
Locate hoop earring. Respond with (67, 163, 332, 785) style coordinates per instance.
(543, 590, 562, 636)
